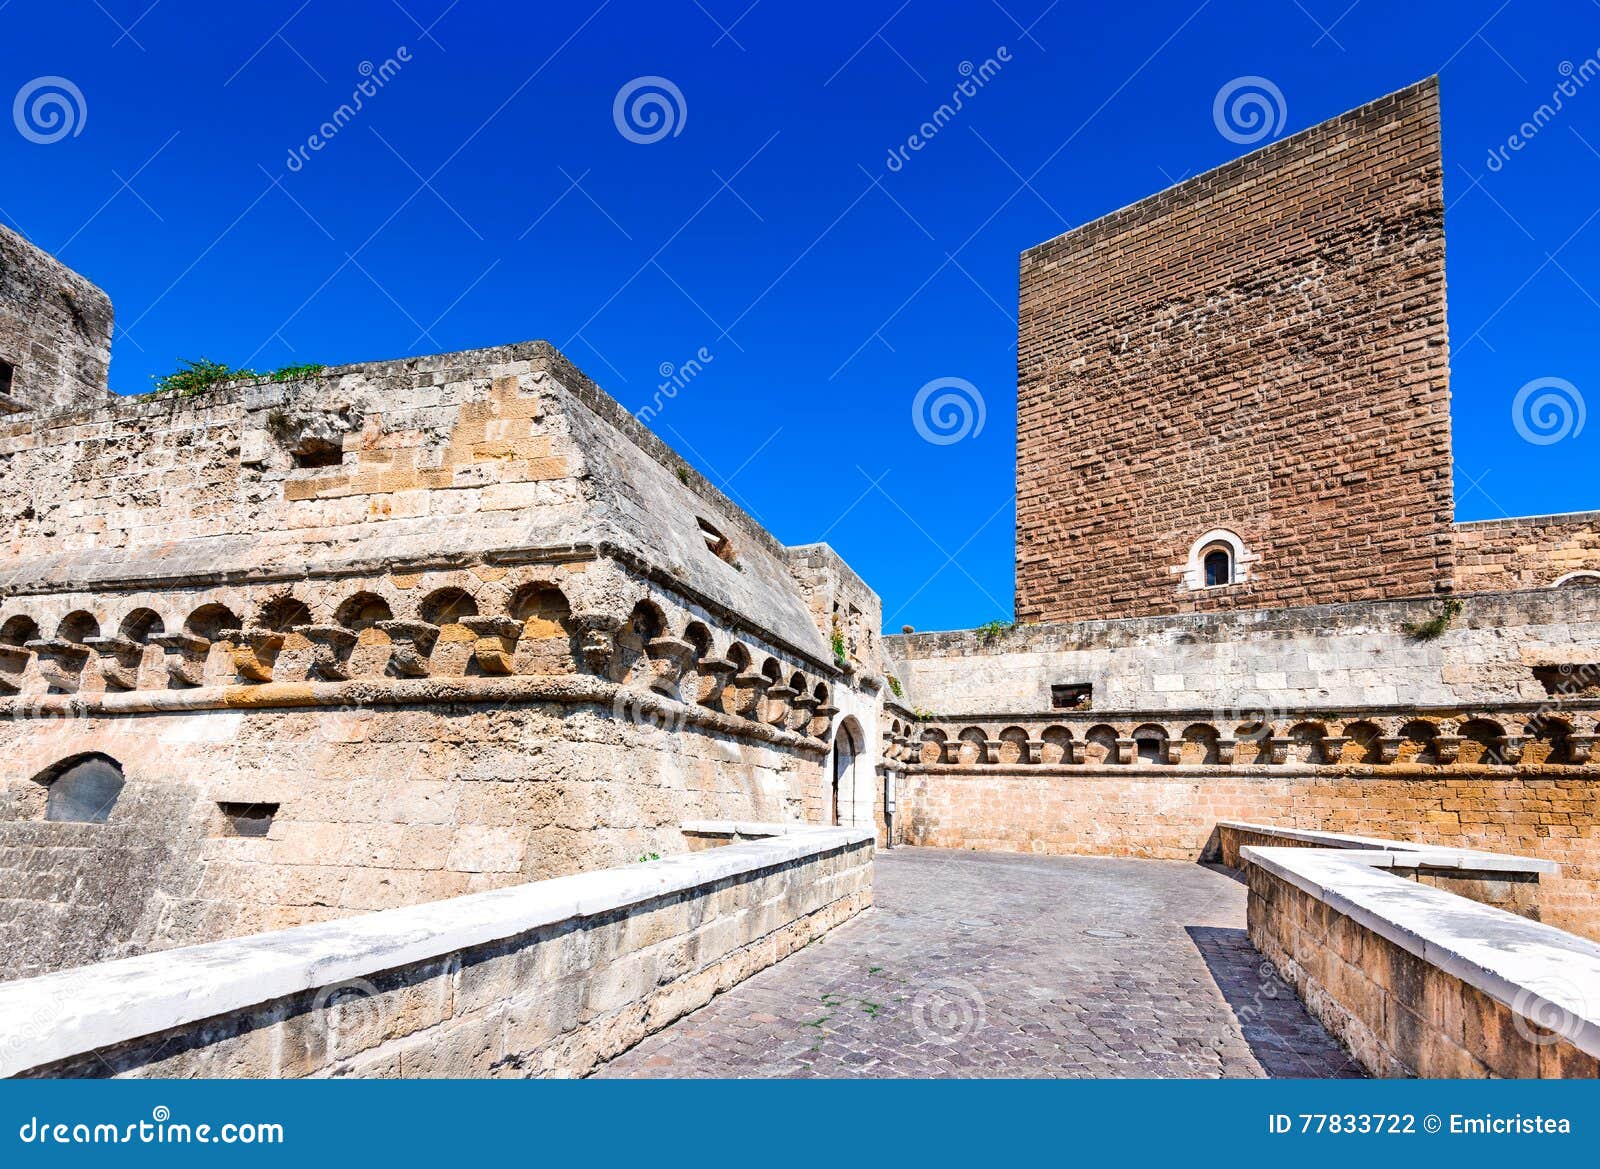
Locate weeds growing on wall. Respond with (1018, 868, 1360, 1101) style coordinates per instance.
(1402, 598, 1463, 642)
(150, 359, 327, 398)
(887, 675, 903, 698)
(975, 619, 1016, 644)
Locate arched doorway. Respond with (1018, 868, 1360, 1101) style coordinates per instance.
(830, 719, 861, 827)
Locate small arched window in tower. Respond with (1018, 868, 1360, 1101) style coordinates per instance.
(1203, 546, 1233, 588)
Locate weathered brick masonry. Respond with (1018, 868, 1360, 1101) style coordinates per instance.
(1016, 78, 1453, 624)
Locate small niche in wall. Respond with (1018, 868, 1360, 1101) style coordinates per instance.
(1532, 665, 1600, 698)
(42, 756, 125, 824)
(0, 356, 15, 398)
(1050, 683, 1093, 710)
(217, 801, 278, 838)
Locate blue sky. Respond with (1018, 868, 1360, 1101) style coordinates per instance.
(3, 0, 1598, 632)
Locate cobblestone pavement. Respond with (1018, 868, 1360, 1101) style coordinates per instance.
(598, 848, 1365, 1078)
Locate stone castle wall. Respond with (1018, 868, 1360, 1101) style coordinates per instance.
(0, 343, 890, 983)
(886, 589, 1600, 714)
(1455, 513, 1600, 593)
(1014, 79, 1453, 624)
(0, 225, 113, 418)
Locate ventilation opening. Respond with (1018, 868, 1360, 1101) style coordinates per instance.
(1050, 683, 1092, 710)
(1533, 665, 1600, 698)
(217, 801, 278, 837)
(291, 437, 344, 469)
(43, 757, 125, 824)
(696, 517, 737, 564)
(0, 357, 14, 398)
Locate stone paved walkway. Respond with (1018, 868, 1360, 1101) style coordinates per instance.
(598, 848, 1365, 1078)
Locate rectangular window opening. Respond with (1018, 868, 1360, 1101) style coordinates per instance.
(217, 801, 278, 837)
(1051, 683, 1093, 710)
(0, 356, 15, 400)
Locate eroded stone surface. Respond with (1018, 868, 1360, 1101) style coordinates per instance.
(598, 848, 1364, 1078)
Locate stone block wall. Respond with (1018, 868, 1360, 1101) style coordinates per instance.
(1015, 78, 1452, 623)
(5, 827, 875, 1078)
(1455, 513, 1600, 593)
(1246, 858, 1598, 1077)
(886, 589, 1600, 714)
(0, 681, 836, 982)
(0, 226, 113, 417)
(899, 767, 1600, 940)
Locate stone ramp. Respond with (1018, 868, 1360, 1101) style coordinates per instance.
(597, 848, 1364, 1078)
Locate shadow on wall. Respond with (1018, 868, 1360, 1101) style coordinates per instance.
(1184, 925, 1365, 1079)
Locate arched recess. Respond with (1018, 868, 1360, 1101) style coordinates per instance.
(955, 726, 988, 765)
(1397, 719, 1440, 765)
(1083, 724, 1119, 765)
(1181, 723, 1221, 765)
(35, 753, 126, 824)
(510, 583, 576, 675)
(1039, 725, 1073, 765)
(1132, 723, 1169, 765)
(258, 595, 313, 632)
(997, 725, 1031, 765)
(1553, 571, 1600, 588)
(337, 593, 394, 630)
(1342, 720, 1383, 765)
(1459, 718, 1507, 766)
(1, 615, 40, 646)
(616, 601, 667, 684)
(1287, 722, 1329, 765)
(919, 727, 948, 765)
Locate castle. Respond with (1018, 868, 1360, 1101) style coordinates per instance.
(1, 77, 1597, 1079)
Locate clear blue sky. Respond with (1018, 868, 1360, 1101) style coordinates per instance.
(3, 0, 1598, 632)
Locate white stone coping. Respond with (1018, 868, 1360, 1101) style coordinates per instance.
(1218, 820, 1557, 874)
(680, 820, 833, 838)
(1241, 844, 1600, 1058)
(0, 824, 874, 1078)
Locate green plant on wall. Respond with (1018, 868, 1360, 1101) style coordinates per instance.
(1402, 598, 1463, 642)
(150, 359, 326, 399)
(887, 675, 903, 698)
(975, 619, 1015, 644)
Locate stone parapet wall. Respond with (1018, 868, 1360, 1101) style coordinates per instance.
(1243, 843, 1600, 1078)
(898, 767, 1600, 940)
(884, 588, 1600, 713)
(1015, 79, 1452, 623)
(1213, 821, 1549, 919)
(0, 824, 875, 1078)
(1455, 513, 1600, 593)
